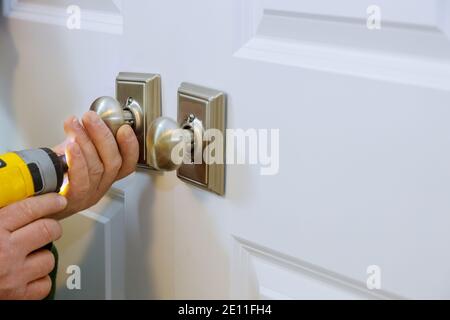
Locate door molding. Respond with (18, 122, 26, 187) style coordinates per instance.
(234, 0, 450, 91)
(231, 236, 398, 300)
(2, 0, 123, 34)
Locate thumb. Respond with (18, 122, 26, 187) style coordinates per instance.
(0, 194, 67, 232)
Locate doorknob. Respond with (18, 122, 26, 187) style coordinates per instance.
(89, 73, 227, 195)
(90, 96, 143, 137)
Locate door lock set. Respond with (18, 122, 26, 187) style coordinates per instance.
(90, 73, 226, 195)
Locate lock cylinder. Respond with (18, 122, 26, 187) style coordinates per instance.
(0, 148, 68, 208)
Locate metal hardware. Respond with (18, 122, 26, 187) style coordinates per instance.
(90, 96, 132, 136)
(90, 73, 162, 169)
(116, 73, 162, 169)
(123, 97, 144, 135)
(177, 83, 226, 196)
(90, 75, 226, 195)
(146, 117, 189, 171)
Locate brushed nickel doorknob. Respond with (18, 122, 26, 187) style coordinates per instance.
(146, 117, 190, 171)
(90, 96, 198, 172)
(90, 96, 143, 136)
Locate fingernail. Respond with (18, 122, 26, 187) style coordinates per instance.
(72, 117, 82, 130)
(57, 195, 67, 208)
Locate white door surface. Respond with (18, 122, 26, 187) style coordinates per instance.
(2, 0, 450, 299)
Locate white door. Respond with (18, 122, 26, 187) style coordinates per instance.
(2, 0, 450, 299)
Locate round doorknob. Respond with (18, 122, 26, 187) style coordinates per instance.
(146, 115, 204, 171)
(146, 117, 189, 171)
(90, 96, 143, 136)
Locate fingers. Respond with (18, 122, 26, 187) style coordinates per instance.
(51, 113, 139, 219)
(51, 142, 89, 220)
(62, 142, 90, 202)
(11, 218, 62, 254)
(52, 138, 71, 156)
(116, 124, 139, 180)
(0, 194, 67, 232)
(23, 276, 52, 300)
(23, 249, 55, 283)
(64, 116, 104, 190)
(82, 111, 122, 196)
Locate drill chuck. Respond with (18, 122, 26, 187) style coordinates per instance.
(0, 148, 68, 208)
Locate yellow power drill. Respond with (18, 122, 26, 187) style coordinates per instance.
(0, 148, 68, 208)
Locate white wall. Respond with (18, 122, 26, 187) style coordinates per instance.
(0, 9, 21, 151)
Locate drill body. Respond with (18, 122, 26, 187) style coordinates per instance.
(0, 148, 67, 208)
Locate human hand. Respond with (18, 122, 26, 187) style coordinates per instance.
(53, 111, 139, 220)
(0, 194, 66, 300)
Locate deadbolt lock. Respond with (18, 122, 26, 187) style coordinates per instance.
(177, 83, 226, 195)
(90, 73, 226, 195)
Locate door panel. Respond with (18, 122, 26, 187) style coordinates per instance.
(55, 189, 125, 299)
(2, 0, 450, 300)
(230, 0, 450, 299)
(232, 237, 391, 300)
(235, 0, 450, 90)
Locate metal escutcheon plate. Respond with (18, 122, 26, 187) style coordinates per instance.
(116, 72, 162, 170)
(177, 83, 226, 196)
